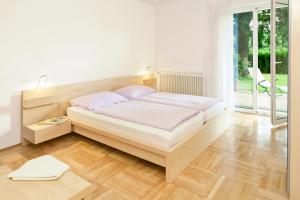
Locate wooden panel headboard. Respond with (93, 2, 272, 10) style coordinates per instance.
(22, 76, 143, 127)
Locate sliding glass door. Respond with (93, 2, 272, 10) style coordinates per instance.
(234, 4, 289, 125)
(271, 0, 289, 124)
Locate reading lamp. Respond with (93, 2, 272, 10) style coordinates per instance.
(25, 75, 60, 117)
(143, 66, 153, 80)
(36, 75, 48, 89)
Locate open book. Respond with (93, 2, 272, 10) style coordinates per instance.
(37, 117, 67, 126)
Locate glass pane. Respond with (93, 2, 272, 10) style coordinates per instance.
(275, 1, 289, 121)
(234, 12, 254, 110)
(257, 9, 272, 114)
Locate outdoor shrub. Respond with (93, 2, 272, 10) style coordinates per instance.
(247, 47, 288, 74)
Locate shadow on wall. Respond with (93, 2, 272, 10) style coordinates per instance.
(0, 94, 22, 150)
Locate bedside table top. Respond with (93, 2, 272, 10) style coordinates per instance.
(26, 117, 71, 131)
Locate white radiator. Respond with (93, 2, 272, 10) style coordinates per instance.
(157, 71, 204, 96)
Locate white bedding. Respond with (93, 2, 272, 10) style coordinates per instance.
(203, 101, 225, 121)
(139, 92, 224, 121)
(93, 100, 199, 131)
(67, 106, 205, 149)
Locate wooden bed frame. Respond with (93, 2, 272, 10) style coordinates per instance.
(22, 75, 231, 182)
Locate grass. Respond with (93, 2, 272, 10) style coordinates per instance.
(238, 74, 288, 93)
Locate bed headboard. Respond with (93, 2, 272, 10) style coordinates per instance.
(22, 76, 143, 128)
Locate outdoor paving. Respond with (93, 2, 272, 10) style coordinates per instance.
(235, 91, 288, 115)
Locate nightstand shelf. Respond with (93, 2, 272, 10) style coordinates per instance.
(23, 118, 72, 144)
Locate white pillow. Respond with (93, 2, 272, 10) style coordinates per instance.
(114, 85, 156, 99)
(71, 91, 128, 112)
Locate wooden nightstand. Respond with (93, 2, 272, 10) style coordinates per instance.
(23, 117, 72, 144)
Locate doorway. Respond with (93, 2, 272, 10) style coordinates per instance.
(233, 3, 289, 125)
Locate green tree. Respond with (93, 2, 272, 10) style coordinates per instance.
(234, 12, 253, 77)
(234, 7, 288, 77)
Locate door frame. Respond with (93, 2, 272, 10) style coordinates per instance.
(271, 0, 289, 125)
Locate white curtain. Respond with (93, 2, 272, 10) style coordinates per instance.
(210, 1, 235, 108)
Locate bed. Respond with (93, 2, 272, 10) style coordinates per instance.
(67, 106, 205, 149)
(21, 76, 231, 182)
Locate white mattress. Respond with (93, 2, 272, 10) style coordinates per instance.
(203, 101, 225, 121)
(67, 107, 205, 149)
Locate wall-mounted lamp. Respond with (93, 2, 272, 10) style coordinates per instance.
(142, 66, 154, 80)
(143, 66, 153, 75)
(36, 75, 48, 89)
(145, 66, 152, 71)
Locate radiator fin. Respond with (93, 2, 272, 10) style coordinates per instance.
(157, 72, 204, 96)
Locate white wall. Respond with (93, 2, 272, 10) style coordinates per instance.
(155, 0, 234, 99)
(0, 0, 155, 149)
(155, 0, 214, 80)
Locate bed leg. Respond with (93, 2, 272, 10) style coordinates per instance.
(165, 167, 175, 183)
(165, 159, 187, 183)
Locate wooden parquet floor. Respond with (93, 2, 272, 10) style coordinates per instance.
(0, 112, 289, 200)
